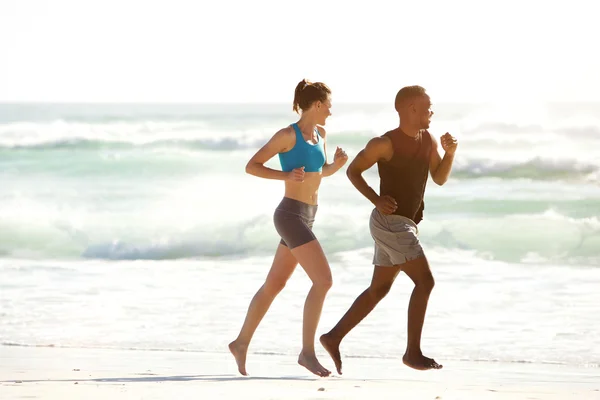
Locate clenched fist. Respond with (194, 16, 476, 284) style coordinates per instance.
(440, 133, 458, 155)
(287, 166, 305, 182)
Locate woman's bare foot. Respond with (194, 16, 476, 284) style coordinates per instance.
(298, 351, 331, 377)
(319, 333, 343, 375)
(228, 340, 249, 376)
(402, 351, 443, 370)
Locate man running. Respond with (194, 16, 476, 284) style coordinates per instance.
(320, 85, 458, 374)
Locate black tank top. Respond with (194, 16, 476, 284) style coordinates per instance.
(377, 129, 432, 224)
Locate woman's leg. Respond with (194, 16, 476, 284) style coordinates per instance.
(289, 239, 333, 377)
(229, 243, 298, 375)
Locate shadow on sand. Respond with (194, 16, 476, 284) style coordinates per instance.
(2, 374, 323, 384)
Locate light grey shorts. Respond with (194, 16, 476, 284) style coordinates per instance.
(369, 208, 425, 266)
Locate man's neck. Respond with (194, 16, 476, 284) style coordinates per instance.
(398, 121, 420, 137)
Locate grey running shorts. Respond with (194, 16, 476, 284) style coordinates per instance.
(273, 197, 318, 249)
(369, 208, 425, 266)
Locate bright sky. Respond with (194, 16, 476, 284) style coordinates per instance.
(1, 0, 598, 103)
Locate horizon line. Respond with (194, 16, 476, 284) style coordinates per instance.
(2, 100, 599, 106)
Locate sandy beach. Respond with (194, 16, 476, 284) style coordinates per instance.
(3, 0, 600, 398)
(1, 346, 598, 399)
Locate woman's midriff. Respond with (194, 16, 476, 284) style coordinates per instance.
(283, 172, 322, 205)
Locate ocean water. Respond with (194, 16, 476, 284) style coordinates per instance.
(1, 102, 599, 369)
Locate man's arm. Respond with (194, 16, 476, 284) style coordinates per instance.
(347, 136, 397, 214)
(429, 132, 458, 185)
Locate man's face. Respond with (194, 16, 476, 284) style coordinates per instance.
(414, 94, 433, 129)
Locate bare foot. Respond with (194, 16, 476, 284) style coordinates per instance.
(298, 351, 331, 377)
(228, 340, 249, 376)
(319, 333, 343, 375)
(402, 352, 443, 370)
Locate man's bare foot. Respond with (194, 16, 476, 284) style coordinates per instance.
(402, 351, 443, 370)
(228, 340, 249, 376)
(319, 333, 343, 375)
(298, 351, 331, 377)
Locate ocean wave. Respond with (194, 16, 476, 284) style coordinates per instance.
(461, 121, 600, 137)
(0, 116, 598, 181)
(3, 139, 597, 182)
(452, 157, 599, 181)
(0, 137, 266, 152)
(2, 106, 599, 148)
(0, 118, 377, 150)
(0, 200, 598, 265)
(0, 120, 258, 149)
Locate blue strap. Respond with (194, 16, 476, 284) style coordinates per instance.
(292, 123, 321, 144)
(292, 123, 303, 141)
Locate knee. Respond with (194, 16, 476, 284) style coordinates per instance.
(313, 275, 333, 292)
(417, 274, 435, 293)
(263, 279, 286, 296)
(369, 282, 393, 300)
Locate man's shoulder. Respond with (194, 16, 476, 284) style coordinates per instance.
(364, 133, 394, 160)
(368, 134, 393, 147)
(373, 129, 398, 147)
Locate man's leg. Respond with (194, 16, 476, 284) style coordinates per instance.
(399, 255, 442, 370)
(320, 265, 402, 374)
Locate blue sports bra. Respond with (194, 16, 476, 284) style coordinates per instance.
(279, 123, 326, 173)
